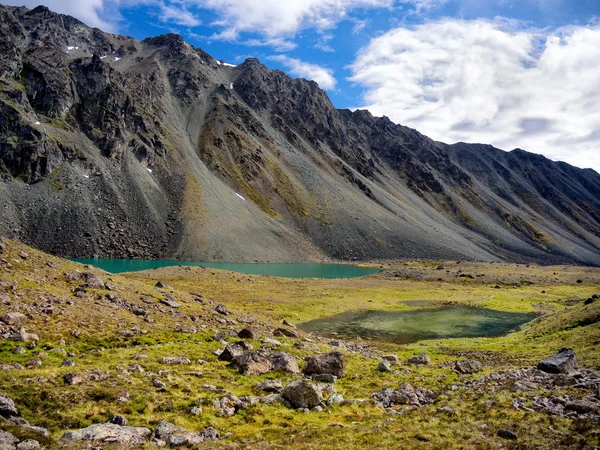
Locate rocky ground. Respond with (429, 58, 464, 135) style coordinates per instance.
(1, 236, 600, 449)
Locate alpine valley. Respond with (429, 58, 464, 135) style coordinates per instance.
(1, 5, 599, 265)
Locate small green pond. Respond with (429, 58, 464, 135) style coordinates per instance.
(71, 259, 380, 279)
(298, 306, 537, 344)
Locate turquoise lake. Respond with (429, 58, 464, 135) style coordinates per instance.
(71, 259, 380, 279)
(298, 306, 537, 344)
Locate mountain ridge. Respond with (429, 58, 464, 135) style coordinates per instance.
(0, 4, 599, 265)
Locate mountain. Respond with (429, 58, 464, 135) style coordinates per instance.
(1, 5, 599, 265)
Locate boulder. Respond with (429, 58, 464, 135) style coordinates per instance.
(231, 352, 273, 375)
(218, 344, 245, 362)
(160, 298, 180, 308)
(214, 304, 231, 316)
(565, 400, 598, 414)
(64, 373, 83, 385)
(267, 352, 299, 373)
(454, 360, 482, 374)
(281, 380, 323, 409)
(537, 348, 578, 374)
(0, 392, 18, 417)
(407, 353, 431, 365)
(155, 281, 172, 289)
(0, 430, 19, 448)
(312, 374, 337, 383)
(382, 355, 399, 364)
(59, 423, 151, 446)
(273, 327, 298, 338)
(1, 312, 27, 326)
(303, 352, 346, 378)
(238, 327, 260, 339)
(257, 379, 283, 393)
(154, 420, 218, 447)
(377, 360, 393, 372)
(16, 439, 40, 450)
(80, 273, 105, 289)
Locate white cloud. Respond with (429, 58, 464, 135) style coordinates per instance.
(196, 0, 394, 38)
(158, 4, 201, 27)
(1, 0, 117, 31)
(269, 55, 337, 90)
(349, 19, 600, 172)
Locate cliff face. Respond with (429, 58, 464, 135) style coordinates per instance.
(1, 5, 599, 265)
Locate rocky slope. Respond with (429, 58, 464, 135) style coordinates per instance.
(1, 5, 599, 264)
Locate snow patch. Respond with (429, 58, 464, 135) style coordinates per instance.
(35, 121, 40, 125)
(235, 193, 246, 201)
(100, 55, 107, 59)
(67, 46, 75, 50)
(215, 60, 222, 65)
(147, 168, 152, 173)
(229, 83, 233, 90)
(114, 57, 121, 62)
(222, 62, 236, 67)
(83, 175, 89, 179)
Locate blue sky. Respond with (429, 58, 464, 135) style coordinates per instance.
(3, 0, 600, 171)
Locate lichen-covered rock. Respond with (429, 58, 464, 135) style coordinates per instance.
(407, 353, 431, 365)
(377, 360, 393, 372)
(267, 352, 299, 373)
(0, 430, 19, 448)
(537, 348, 578, 374)
(257, 379, 283, 393)
(0, 392, 18, 417)
(231, 352, 272, 375)
(161, 356, 191, 365)
(219, 344, 245, 362)
(238, 327, 260, 339)
(282, 380, 323, 409)
(154, 420, 219, 447)
(59, 423, 151, 446)
(303, 352, 346, 378)
(1, 312, 27, 326)
(80, 273, 105, 289)
(454, 360, 482, 374)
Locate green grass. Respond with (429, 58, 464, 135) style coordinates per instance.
(0, 238, 599, 448)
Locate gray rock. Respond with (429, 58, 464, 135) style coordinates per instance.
(152, 379, 167, 389)
(80, 273, 105, 289)
(303, 352, 346, 378)
(262, 337, 282, 346)
(190, 407, 202, 416)
(64, 373, 83, 385)
(282, 380, 323, 409)
(260, 394, 284, 405)
(1, 312, 27, 325)
(155, 281, 172, 289)
(371, 383, 436, 408)
(312, 374, 337, 383)
(231, 352, 272, 375)
(13, 346, 25, 354)
(59, 423, 151, 446)
(377, 360, 393, 372)
(436, 407, 456, 414)
(257, 379, 283, 393)
(454, 360, 482, 374)
(0, 430, 19, 448)
(0, 238, 4, 254)
(326, 394, 344, 406)
(161, 356, 191, 365)
(238, 327, 260, 339)
(154, 420, 218, 447)
(214, 304, 231, 315)
(537, 348, 578, 374)
(407, 353, 431, 365)
(62, 359, 75, 367)
(565, 400, 598, 414)
(382, 355, 399, 364)
(111, 414, 129, 426)
(16, 439, 40, 450)
(273, 327, 298, 338)
(218, 344, 245, 362)
(267, 352, 299, 373)
(160, 298, 180, 308)
(0, 392, 19, 417)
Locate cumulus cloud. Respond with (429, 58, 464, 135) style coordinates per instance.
(1, 0, 117, 31)
(349, 19, 600, 171)
(158, 4, 201, 27)
(196, 0, 394, 38)
(269, 55, 337, 90)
